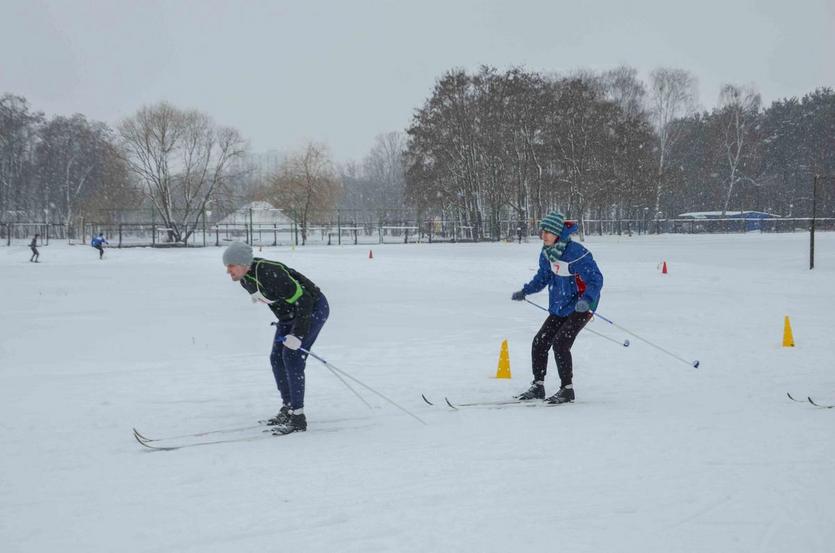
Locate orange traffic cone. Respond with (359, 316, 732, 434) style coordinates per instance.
(368, 249, 374, 259)
(662, 261, 668, 274)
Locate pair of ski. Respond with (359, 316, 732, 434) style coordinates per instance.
(133, 414, 370, 451)
(132, 423, 280, 451)
(786, 393, 834, 409)
(421, 394, 569, 410)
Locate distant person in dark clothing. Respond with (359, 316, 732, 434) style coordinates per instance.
(91, 233, 108, 259)
(29, 234, 40, 262)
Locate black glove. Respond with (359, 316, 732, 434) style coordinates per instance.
(511, 290, 526, 301)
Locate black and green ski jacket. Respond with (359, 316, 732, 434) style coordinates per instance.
(238, 257, 322, 337)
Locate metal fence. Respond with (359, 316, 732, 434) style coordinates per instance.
(582, 217, 835, 236)
(2, 217, 834, 248)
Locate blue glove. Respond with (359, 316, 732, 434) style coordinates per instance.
(511, 290, 526, 301)
(575, 298, 591, 313)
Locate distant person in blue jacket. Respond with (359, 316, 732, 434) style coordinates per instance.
(91, 233, 108, 259)
(511, 211, 604, 404)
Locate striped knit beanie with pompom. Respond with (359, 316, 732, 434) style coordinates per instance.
(539, 211, 565, 236)
(540, 211, 568, 262)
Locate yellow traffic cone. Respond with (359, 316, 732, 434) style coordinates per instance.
(496, 339, 511, 378)
(782, 316, 795, 347)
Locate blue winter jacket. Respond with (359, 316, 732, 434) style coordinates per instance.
(91, 236, 107, 247)
(521, 224, 604, 317)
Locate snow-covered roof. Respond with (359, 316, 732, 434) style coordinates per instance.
(678, 211, 780, 219)
(217, 201, 294, 225)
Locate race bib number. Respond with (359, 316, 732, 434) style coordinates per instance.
(550, 261, 573, 276)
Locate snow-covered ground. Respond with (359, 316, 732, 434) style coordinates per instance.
(2, 233, 833, 553)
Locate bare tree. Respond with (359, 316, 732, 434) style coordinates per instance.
(716, 83, 762, 214)
(600, 66, 655, 221)
(544, 77, 621, 235)
(0, 94, 42, 218)
(118, 102, 247, 242)
(36, 114, 124, 227)
(648, 67, 698, 217)
(363, 131, 406, 208)
(264, 142, 341, 244)
(338, 133, 406, 226)
(602, 65, 647, 119)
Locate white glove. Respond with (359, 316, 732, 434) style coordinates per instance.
(250, 291, 275, 304)
(282, 335, 302, 350)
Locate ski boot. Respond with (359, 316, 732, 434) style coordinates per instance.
(272, 413, 307, 435)
(545, 386, 575, 404)
(515, 381, 545, 400)
(265, 405, 291, 426)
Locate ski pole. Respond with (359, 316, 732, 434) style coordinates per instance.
(590, 311, 700, 368)
(271, 326, 373, 410)
(524, 299, 630, 347)
(275, 334, 427, 425)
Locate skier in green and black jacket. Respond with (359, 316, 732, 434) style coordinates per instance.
(223, 241, 329, 435)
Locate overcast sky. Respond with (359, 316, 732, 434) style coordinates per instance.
(1, 0, 833, 163)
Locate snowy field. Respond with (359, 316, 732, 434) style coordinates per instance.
(2, 232, 834, 553)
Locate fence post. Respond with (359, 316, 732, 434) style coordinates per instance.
(810, 175, 818, 270)
(119, 224, 123, 248)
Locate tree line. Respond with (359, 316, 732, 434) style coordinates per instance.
(0, 94, 385, 243)
(403, 66, 834, 238)
(2, 64, 833, 243)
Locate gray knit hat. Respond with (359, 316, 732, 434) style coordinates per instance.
(222, 241, 253, 266)
(539, 211, 566, 236)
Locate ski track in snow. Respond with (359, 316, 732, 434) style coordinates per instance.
(1, 233, 834, 553)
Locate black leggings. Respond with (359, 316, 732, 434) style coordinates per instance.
(531, 312, 592, 387)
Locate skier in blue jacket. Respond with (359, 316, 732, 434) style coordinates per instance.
(511, 211, 603, 404)
(91, 233, 108, 259)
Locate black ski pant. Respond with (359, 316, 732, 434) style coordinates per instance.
(30, 246, 39, 262)
(531, 311, 592, 387)
(94, 244, 104, 258)
(269, 294, 330, 411)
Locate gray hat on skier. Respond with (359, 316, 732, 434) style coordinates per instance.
(222, 241, 253, 266)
